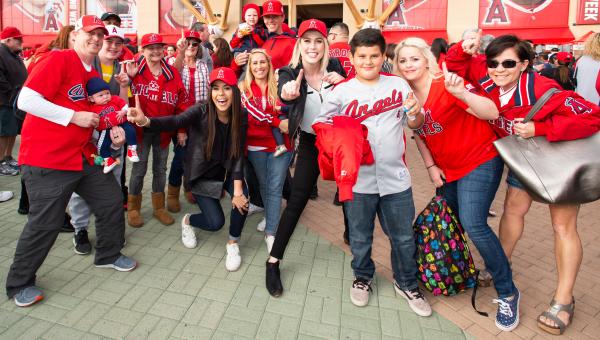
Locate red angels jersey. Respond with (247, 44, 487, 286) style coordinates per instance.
(329, 42, 355, 78)
(2, 3, 65, 34)
(131, 57, 191, 148)
(20, 50, 99, 170)
(92, 96, 128, 131)
(416, 77, 498, 182)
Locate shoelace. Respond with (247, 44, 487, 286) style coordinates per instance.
(353, 279, 371, 291)
(408, 288, 425, 300)
(493, 298, 514, 317)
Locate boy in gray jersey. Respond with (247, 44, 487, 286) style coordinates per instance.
(314, 29, 431, 316)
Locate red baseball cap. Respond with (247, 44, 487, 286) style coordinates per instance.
(262, 0, 284, 17)
(298, 19, 327, 38)
(556, 51, 573, 64)
(75, 15, 108, 35)
(184, 30, 202, 42)
(141, 33, 165, 48)
(209, 67, 238, 86)
(0, 27, 23, 40)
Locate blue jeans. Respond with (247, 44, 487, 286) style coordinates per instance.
(247, 150, 292, 235)
(168, 136, 185, 187)
(343, 188, 418, 290)
(444, 156, 516, 298)
(190, 176, 248, 241)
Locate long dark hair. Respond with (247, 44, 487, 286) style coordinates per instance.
(212, 38, 234, 67)
(205, 85, 242, 161)
(485, 35, 534, 72)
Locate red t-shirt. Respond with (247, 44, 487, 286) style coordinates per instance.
(329, 42, 354, 78)
(92, 96, 128, 131)
(20, 50, 99, 171)
(416, 77, 498, 182)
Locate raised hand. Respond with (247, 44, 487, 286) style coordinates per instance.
(176, 29, 188, 51)
(461, 28, 481, 55)
(442, 62, 466, 99)
(403, 92, 420, 120)
(281, 69, 304, 101)
(234, 51, 249, 66)
(127, 95, 147, 126)
(322, 71, 345, 85)
(115, 63, 130, 88)
(123, 60, 139, 79)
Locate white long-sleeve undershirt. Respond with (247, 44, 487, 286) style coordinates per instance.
(17, 87, 75, 126)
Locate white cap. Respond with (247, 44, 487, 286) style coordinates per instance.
(104, 25, 124, 41)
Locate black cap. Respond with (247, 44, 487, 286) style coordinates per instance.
(100, 12, 121, 24)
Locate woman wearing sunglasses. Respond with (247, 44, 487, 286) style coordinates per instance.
(446, 34, 600, 335)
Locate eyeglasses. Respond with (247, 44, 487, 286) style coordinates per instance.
(486, 59, 520, 69)
(188, 41, 200, 47)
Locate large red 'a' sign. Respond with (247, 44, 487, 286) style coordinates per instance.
(479, 0, 570, 28)
(1, 0, 80, 34)
(576, 0, 600, 25)
(383, 0, 448, 30)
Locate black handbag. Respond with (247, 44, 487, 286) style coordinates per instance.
(493, 88, 600, 204)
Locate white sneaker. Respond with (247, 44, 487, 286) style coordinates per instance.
(225, 243, 242, 271)
(256, 218, 266, 232)
(394, 282, 432, 317)
(247, 203, 264, 216)
(181, 214, 197, 249)
(265, 235, 275, 254)
(0, 191, 14, 202)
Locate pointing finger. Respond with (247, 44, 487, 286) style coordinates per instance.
(296, 69, 304, 84)
(442, 62, 449, 76)
(135, 94, 141, 108)
(181, 28, 185, 39)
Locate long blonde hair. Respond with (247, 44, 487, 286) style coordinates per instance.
(584, 33, 600, 60)
(239, 49, 278, 106)
(393, 37, 441, 79)
(289, 34, 330, 73)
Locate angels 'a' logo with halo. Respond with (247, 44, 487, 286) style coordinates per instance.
(217, 69, 225, 79)
(149, 34, 160, 43)
(484, 0, 553, 24)
(267, 2, 274, 12)
(309, 20, 317, 29)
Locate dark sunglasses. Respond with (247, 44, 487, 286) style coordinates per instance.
(486, 59, 519, 69)
(187, 41, 200, 47)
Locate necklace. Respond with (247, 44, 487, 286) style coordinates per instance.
(499, 82, 518, 97)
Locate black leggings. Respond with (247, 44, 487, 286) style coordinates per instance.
(270, 132, 321, 259)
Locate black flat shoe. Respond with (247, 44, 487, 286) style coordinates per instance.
(60, 213, 74, 233)
(266, 261, 283, 297)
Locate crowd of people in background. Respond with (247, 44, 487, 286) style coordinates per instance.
(1, 0, 600, 336)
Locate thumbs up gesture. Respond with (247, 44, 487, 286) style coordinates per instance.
(281, 69, 304, 101)
(442, 62, 466, 99)
(127, 95, 148, 126)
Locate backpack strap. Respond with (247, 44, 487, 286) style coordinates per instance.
(471, 270, 489, 317)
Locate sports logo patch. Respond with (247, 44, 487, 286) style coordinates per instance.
(564, 97, 593, 115)
(217, 68, 225, 79)
(68, 84, 86, 102)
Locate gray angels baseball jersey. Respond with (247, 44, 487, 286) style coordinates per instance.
(315, 74, 414, 196)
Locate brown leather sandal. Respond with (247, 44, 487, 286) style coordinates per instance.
(537, 298, 575, 335)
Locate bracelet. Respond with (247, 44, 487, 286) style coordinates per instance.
(426, 164, 436, 169)
(135, 116, 149, 127)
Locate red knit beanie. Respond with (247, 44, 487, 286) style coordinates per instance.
(242, 4, 260, 19)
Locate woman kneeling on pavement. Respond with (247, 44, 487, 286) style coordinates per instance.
(446, 34, 600, 335)
(395, 37, 519, 332)
(127, 67, 250, 272)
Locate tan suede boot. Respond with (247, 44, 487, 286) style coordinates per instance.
(127, 194, 144, 228)
(167, 184, 181, 213)
(152, 192, 174, 225)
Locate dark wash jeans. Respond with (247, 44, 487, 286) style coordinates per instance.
(343, 187, 418, 290)
(190, 176, 249, 241)
(444, 156, 517, 298)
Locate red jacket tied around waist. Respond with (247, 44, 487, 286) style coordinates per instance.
(313, 116, 374, 202)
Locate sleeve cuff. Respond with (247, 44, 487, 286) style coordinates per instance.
(271, 116, 281, 128)
(338, 183, 354, 202)
(533, 121, 548, 136)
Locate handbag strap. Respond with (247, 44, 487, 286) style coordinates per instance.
(523, 88, 561, 123)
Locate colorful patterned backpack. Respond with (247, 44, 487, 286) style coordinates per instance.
(413, 190, 477, 296)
